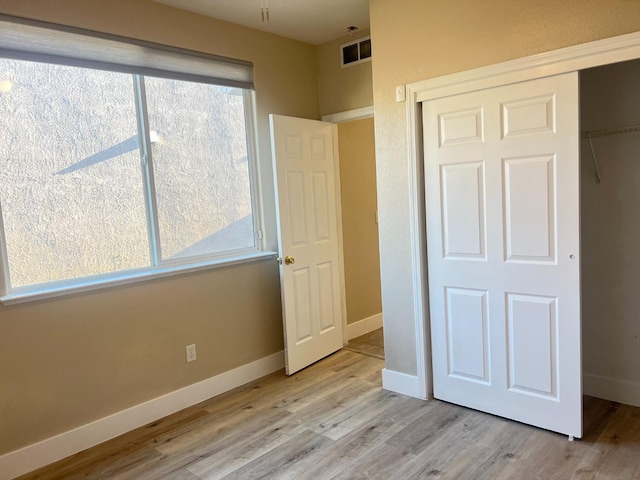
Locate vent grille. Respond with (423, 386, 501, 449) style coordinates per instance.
(341, 36, 371, 68)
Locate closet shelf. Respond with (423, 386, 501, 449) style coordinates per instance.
(581, 125, 640, 185)
(582, 125, 640, 138)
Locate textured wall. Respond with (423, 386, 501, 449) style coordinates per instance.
(370, 0, 640, 376)
(0, 0, 319, 455)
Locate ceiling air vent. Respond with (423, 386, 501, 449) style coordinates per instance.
(341, 36, 371, 68)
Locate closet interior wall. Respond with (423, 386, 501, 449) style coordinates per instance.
(580, 59, 640, 407)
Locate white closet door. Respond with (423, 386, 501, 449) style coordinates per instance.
(423, 72, 582, 437)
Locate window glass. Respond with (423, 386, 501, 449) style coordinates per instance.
(145, 77, 255, 261)
(0, 59, 149, 287)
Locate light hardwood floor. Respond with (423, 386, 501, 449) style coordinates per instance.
(344, 328, 384, 360)
(17, 330, 640, 479)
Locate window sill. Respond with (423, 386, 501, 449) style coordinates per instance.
(0, 251, 277, 306)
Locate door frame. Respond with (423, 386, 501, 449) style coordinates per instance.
(405, 31, 640, 399)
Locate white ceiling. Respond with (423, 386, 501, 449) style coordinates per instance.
(153, 0, 370, 45)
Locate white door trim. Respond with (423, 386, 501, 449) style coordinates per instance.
(406, 30, 640, 399)
(330, 122, 349, 345)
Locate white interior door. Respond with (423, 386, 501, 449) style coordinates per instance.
(423, 73, 582, 437)
(270, 114, 344, 375)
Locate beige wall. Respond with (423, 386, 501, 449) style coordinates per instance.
(337, 118, 381, 325)
(580, 59, 640, 402)
(369, 0, 640, 375)
(317, 29, 373, 116)
(0, 0, 320, 455)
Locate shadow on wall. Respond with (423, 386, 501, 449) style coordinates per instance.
(56, 135, 139, 175)
(172, 214, 253, 258)
(56, 134, 249, 176)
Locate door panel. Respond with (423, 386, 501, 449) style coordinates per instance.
(501, 94, 555, 138)
(286, 172, 308, 245)
(440, 161, 486, 259)
(270, 114, 344, 375)
(507, 293, 557, 397)
(312, 173, 331, 241)
(446, 287, 490, 383)
(292, 267, 313, 342)
(439, 107, 484, 146)
(503, 155, 555, 262)
(424, 73, 581, 437)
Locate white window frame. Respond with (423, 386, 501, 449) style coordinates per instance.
(0, 17, 272, 305)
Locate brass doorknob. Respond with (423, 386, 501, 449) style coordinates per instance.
(276, 256, 296, 265)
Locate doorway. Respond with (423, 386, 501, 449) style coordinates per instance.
(580, 58, 640, 408)
(335, 116, 383, 351)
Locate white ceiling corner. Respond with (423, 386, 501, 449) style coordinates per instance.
(153, 0, 370, 45)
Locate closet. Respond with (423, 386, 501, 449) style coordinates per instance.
(581, 59, 640, 407)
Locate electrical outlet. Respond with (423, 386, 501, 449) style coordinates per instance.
(185, 344, 197, 363)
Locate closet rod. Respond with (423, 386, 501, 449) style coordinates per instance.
(581, 125, 640, 185)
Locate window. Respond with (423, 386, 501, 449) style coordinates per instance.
(0, 16, 263, 302)
(144, 78, 256, 262)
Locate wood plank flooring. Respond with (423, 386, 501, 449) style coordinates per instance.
(343, 328, 384, 360)
(17, 330, 640, 480)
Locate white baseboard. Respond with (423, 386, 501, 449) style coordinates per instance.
(0, 351, 285, 480)
(583, 373, 640, 408)
(347, 313, 383, 340)
(382, 368, 422, 399)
